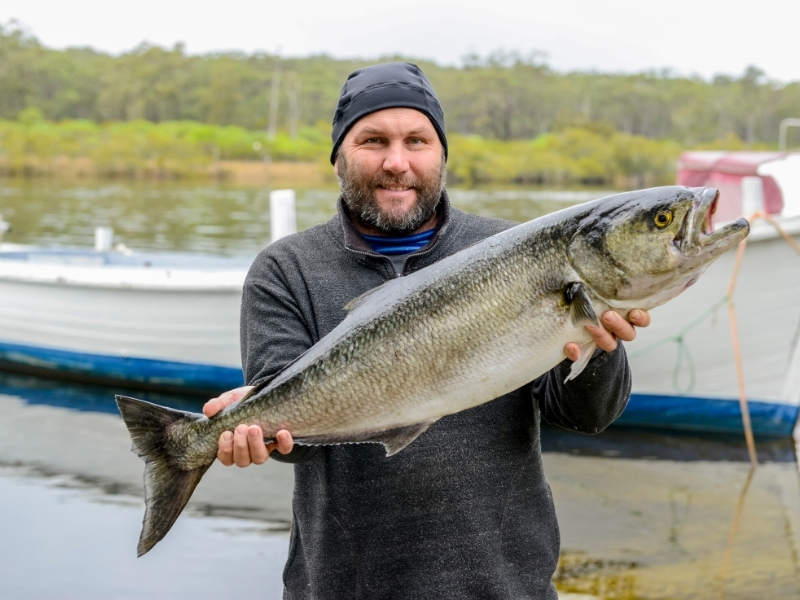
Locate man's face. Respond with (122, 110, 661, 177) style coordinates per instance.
(335, 108, 445, 236)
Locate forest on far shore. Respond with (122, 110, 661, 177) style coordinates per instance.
(2, 22, 799, 185)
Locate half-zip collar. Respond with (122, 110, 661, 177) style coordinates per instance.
(333, 191, 453, 276)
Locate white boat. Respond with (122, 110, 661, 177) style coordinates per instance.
(0, 190, 300, 395)
(2, 180, 799, 436)
(0, 243, 249, 394)
(620, 151, 800, 437)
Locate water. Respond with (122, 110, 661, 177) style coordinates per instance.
(2, 373, 799, 599)
(0, 179, 613, 255)
(2, 179, 800, 598)
(0, 466, 289, 600)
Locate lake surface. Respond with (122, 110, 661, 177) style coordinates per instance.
(2, 179, 800, 598)
(2, 374, 800, 599)
(0, 179, 614, 255)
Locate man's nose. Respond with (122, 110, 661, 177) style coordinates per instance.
(382, 142, 410, 175)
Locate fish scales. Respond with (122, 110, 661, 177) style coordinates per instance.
(116, 186, 749, 555)
(206, 223, 575, 446)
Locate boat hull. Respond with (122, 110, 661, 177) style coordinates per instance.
(0, 340, 244, 395)
(0, 249, 246, 395)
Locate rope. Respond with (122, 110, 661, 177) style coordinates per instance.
(726, 234, 757, 467)
(672, 337, 695, 395)
(717, 466, 756, 599)
(629, 294, 728, 396)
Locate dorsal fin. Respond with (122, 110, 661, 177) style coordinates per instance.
(344, 284, 384, 312)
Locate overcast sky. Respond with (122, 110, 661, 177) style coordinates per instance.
(3, 0, 798, 82)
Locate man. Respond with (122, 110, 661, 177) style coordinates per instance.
(204, 62, 650, 599)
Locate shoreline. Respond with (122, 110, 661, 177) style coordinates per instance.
(0, 159, 336, 187)
(0, 157, 672, 189)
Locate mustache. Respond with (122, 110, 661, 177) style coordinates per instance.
(368, 176, 419, 190)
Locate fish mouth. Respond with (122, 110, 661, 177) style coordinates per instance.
(676, 187, 749, 257)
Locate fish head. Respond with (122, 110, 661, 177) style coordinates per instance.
(567, 186, 750, 308)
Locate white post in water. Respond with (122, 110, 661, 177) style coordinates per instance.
(0, 214, 10, 243)
(270, 189, 296, 243)
(94, 226, 114, 252)
(741, 176, 765, 216)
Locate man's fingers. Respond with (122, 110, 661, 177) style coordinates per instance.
(217, 423, 279, 468)
(564, 342, 581, 362)
(203, 398, 223, 418)
(587, 323, 618, 352)
(217, 431, 234, 466)
(602, 311, 636, 343)
(203, 385, 255, 417)
(275, 430, 295, 455)
(233, 424, 252, 467)
(248, 425, 268, 465)
(629, 309, 651, 328)
(568, 309, 651, 361)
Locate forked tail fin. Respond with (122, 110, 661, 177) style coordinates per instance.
(116, 395, 213, 557)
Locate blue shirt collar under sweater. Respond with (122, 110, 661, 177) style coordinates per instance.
(361, 229, 436, 255)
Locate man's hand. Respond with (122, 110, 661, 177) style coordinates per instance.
(564, 309, 651, 362)
(203, 386, 294, 467)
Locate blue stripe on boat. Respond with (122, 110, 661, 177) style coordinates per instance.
(1, 340, 796, 436)
(0, 340, 244, 392)
(618, 392, 799, 437)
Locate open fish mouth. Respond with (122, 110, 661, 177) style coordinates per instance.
(676, 188, 748, 257)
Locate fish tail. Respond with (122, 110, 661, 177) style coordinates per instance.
(116, 395, 212, 557)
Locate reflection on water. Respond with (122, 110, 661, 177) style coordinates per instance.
(0, 465, 288, 600)
(0, 179, 613, 255)
(542, 423, 797, 463)
(1, 374, 799, 598)
(0, 370, 208, 414)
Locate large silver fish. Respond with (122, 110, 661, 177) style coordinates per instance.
(117, 186, 748, 556)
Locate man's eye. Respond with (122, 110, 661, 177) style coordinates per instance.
(408, 138, 424, 145)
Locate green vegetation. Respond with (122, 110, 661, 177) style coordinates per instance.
(0, 111, 330, 177)
(1, 22, 797, 184)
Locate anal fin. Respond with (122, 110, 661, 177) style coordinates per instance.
(291, 421, 435, 456)
(372, 422, 435, 456)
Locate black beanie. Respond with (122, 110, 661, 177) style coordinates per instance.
(330, 62, 448, 165)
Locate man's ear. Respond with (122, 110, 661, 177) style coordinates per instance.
(333, 160, 339, 177)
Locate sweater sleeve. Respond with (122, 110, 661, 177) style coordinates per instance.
(240, 250, 320, 463)
(532, 344, 631, 434)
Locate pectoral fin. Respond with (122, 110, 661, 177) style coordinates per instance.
(564, 340, 598, 382)
(564, 282, 599, 327)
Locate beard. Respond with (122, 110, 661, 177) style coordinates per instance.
(337, 151, 446, 236)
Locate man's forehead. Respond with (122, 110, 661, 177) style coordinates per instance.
(349, 108, 435, 134)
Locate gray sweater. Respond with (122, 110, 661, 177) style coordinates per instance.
(240, 192, 631, 600)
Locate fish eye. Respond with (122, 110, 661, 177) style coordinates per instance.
(654, 211, 673, 228)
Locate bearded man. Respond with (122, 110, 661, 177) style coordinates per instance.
(203, 62, 650, 599)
